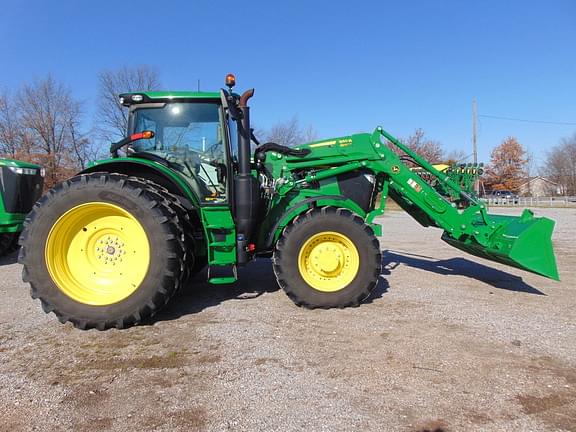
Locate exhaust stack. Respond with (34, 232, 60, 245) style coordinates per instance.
(234, 89, 259, 264)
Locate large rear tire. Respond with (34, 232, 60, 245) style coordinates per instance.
(19, 173, 186, 330)
(146, 181, 208, 282)
(273, 207, 382, 308)
(162, 190, 208, 280)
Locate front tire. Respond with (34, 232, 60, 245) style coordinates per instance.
(19, 173, 186, 330)
(273, 207, 382, 308)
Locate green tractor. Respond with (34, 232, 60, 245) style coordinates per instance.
(0, 158, 44, 257)
(19, 76, 559, 330)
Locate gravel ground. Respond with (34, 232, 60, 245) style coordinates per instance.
(1, 207, 575, 432)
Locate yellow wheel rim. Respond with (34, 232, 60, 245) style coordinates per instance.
(45, 202, 150, 306)
(298, 231, 360, 292)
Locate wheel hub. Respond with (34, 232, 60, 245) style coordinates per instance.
(311, 244, 343, 274)
(45, 202, 150, 305)
(298, 231, 360, 292)
(94, 236, 127, 265)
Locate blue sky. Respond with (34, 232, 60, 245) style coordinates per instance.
(1, 0, 575, 165)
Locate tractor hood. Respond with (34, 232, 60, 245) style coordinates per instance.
(0, 158, 42, 170)
(289, 133, 378, 164)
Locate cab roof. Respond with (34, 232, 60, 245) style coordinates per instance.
(119, 91, 221, 107)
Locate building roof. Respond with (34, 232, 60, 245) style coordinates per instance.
(518, 176, 559, 187)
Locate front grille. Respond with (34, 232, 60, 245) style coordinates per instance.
(0, 166, 44, 214)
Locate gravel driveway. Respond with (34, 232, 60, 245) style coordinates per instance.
(1, 208, 575, 432)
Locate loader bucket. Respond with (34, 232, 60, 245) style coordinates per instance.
(442, 209, 559, 280)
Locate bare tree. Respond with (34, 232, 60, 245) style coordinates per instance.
(97, 65, 161, 141)
(544, 133, 576, 195)
(388, 128, 445, 163)
(0, 90, 23, 158)
(404, 129, 444, 163)
(445, 149, 468, 164)
(302, 124, 318, 143)
(67, 113, 99, 170)
(264, 116, 317, 147)
(17, 75, 89, 187)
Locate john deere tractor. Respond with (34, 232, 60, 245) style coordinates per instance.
(0, 158, 44, 257)
(19, 75, 559, 330)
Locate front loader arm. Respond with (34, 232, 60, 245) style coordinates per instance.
(364, 127, 558, 280)
(273, 127, 558, 280)
(366, 127, 487, 240)
(281, 127, 486, 240)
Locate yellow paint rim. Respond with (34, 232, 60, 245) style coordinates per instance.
(298, 231, 360, 292)
(45, 202, 150, 306)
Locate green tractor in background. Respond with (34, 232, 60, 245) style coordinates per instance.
(0, 158, 44, 257)
(19, 75, 559, 330)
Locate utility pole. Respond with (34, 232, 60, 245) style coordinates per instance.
(472, 99, 479, 194)
(472, 98, 478, 165)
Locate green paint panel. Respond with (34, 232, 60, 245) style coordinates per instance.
(87, 157, 200, 204)
(0, 213, 26, 233)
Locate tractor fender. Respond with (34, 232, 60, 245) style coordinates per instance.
(262, 195, 366, 251)
(79, 159, 199, 208)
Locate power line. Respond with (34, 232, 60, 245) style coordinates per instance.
(478, 114, 576, 126)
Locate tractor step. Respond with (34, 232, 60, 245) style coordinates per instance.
(208, 276, 237, 285)
(207, 265, 237, 285)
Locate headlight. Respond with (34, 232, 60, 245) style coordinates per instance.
(8, 166, 38, 176)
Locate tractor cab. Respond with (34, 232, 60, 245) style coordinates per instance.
(118, 92, 234, 205)
(114, 82, 261, 268)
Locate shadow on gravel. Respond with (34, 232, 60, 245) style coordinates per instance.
(382, 250, 545, 295)
(0, 250, 19, 266)
(149, 257, 391, 325)
(365, 276, 389, 304)
(148, 258, 281, 324)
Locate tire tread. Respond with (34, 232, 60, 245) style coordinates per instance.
(273, 206, 381, 309)
(19, 172, 186, 330)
